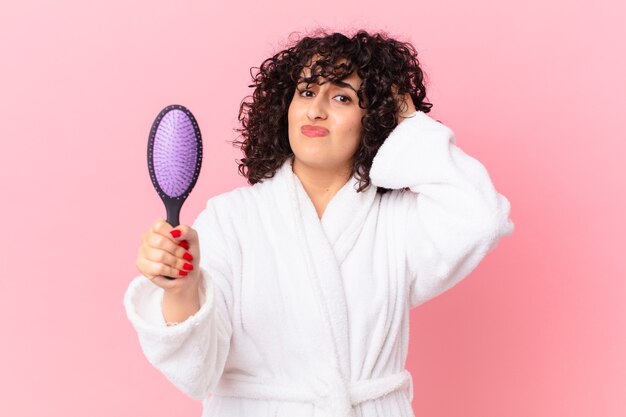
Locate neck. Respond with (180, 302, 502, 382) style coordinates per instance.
(291, 157, 353, 215)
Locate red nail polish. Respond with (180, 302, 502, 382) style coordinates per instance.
(170, 230, 181, 238)
(183, 262, 194, 271)
(179, 240, 189, 250)
(183, 252, 193, 261)
(178, 270, 188, 276)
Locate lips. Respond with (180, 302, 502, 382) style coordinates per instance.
(301, 125, 329, 137)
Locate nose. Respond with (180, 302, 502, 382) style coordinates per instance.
(307, 92, 328, 121)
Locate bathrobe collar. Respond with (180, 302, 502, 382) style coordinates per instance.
(273, 156, 379, 266)
(268, 157, 378, 379)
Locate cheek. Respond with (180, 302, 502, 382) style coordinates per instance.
(287, 100, 303, 129)
(346, 115, 364, 138)
(345, 117, 364, 150)
(337, 123, 362, 154)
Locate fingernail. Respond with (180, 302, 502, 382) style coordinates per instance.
(178, 240, 189, 250)
(183, 262, 194, 271)
(178, 270, 188, 276)
(183, 252, 193, 261)
(170, 230, 181, 238)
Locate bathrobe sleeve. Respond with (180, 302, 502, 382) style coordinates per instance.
(369, 111, 514, 308)
(123, 201, 234, 400)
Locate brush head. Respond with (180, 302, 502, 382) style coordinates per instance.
(148, 104, 202, 227)
(148, 104, 202, 199)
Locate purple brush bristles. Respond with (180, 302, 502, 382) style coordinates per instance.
(153, 109, 199, 198)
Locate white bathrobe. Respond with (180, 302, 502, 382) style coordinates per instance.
(124, 110, 514, 417)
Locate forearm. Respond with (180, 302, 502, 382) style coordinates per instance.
(162, 286, 201, 325)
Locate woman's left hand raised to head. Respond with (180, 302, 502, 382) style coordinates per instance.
(393, 86, 418, 120)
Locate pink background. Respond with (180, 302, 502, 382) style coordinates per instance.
(1, 0, 624, 416)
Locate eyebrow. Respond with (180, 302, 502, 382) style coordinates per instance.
(297, 77, 359, 94)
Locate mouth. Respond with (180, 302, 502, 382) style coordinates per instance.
(301, 125, 329, 137)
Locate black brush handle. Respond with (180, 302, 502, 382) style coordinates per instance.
(161, 195, 188, 280)
(163, 197, 184, 228)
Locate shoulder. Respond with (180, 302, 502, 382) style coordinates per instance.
(189, 185, 256, 251)
(199, 179, 272, 226)
(205, 170, 282, 212)
(195, 165, 288, 235)
(206, 184, 250, 210)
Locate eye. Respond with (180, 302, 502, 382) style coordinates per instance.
(296, 85, 315, 97)
(334, 95, 352, 104)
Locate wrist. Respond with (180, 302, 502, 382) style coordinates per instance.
(161, 296, 200, 325)
(162, 284, 201, 326)
(164, 284, 199, 303)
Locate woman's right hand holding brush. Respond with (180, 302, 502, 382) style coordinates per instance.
(135, 219, 202, 324)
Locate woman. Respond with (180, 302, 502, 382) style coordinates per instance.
(124, 29, 514, 417)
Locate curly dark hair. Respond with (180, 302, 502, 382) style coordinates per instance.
(232, 28, 433, 194)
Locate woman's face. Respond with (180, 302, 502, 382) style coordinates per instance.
(287, 57, 367, 173)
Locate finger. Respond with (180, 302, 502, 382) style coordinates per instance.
(151, 218, 168, 232)
(145, 220, 197, 267)
(144, 227, 185, 257)
(146, 246, 195, 273)
(152, 220, 198, 247)
(141, 234, 194, 272)
(140, 257, 190, 281)
(151, 219, 178, 238)
(145, 245, 181, 269)
(403, 93, 415, 111)
(150, 275, 187, 291)
(170, 224, 198, 244)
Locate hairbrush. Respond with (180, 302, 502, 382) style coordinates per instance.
(147, 104, 203, 230)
